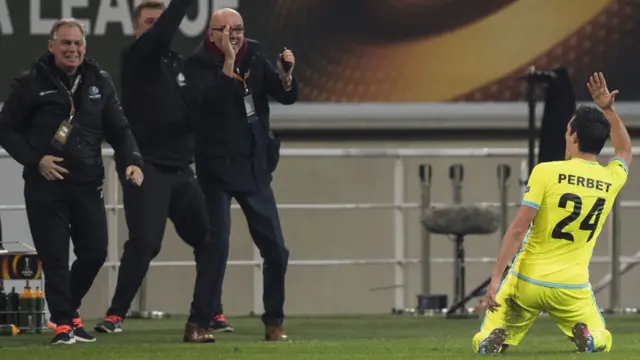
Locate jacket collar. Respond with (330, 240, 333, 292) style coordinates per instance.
(38, 52, 87, 75)
(37, 52, 92, 87)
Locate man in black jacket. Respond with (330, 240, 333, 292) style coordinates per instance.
(0, 18, 143, 345)
(93, 0, 221, 342)
(186, 8, 297, 341)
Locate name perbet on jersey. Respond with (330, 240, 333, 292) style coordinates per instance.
(511, 157, 629, 288)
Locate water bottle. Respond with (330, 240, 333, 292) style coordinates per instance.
(6, 287, 19, 326)
(19, 285, 35, 331)
(34, 287, 45, 330)
(0, 324, 19, 336)
(0, 281, 7, 324)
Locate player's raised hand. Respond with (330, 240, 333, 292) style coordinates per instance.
(587, 72, 619, 110)
(485, 279, 501, 312)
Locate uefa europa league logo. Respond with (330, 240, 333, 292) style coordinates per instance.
(21, 257, 34, 278)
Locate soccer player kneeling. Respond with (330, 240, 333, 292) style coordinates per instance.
(473, 72, 631, 354)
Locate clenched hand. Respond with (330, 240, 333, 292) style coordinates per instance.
(126, 165, 144, 186)
(277, 49, 295, 76)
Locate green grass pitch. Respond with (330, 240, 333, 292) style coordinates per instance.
(1, 315, 639, 359)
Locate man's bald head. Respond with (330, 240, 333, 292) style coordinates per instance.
(208, 8, 245, 54)
(210, 8, 242, 28)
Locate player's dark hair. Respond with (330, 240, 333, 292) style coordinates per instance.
(133, 1, 166, 23)
(570, 104, 610, 155)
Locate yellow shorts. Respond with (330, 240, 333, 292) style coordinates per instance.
(479, 272, 607, 346)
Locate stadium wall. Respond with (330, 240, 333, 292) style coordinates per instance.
(1, 116, 640, 317)
(2, 0, 640, 319)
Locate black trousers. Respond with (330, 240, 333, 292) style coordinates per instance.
(107, 162, 220, 327)
(24, 175, 108, 327)
(200, 180, 289, 326)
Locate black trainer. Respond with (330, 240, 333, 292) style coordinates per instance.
(47, 317, 96, 343)
(72, 318, 96, 343)
(94, 315, 124, 333)
(51, 325, 75, 345)
(211, 315, 235, 333)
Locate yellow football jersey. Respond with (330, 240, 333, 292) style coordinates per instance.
(511, 157, 629, 288)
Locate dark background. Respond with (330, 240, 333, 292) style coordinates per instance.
(1, 0, 639, 103)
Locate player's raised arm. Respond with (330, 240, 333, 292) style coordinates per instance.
(588, 72, 632, 167)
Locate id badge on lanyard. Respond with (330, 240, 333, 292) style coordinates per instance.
(233, 70, 256, 120)
(51, 75, 82, 151)
(244, 89, 256, 118)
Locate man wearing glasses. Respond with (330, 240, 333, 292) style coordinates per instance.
(0, 18, 143, 345)
(186, 8, 297, 341)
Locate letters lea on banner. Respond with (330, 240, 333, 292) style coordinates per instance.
(0, 0, 238, 37)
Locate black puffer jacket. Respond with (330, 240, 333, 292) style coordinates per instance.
(0, 52, 142, 183)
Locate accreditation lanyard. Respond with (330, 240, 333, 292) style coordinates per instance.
(65, 75, 82, 123)
(232, 71, 247, 91)
(50, 75, 82, 150)
(232, 70, 256, 119)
